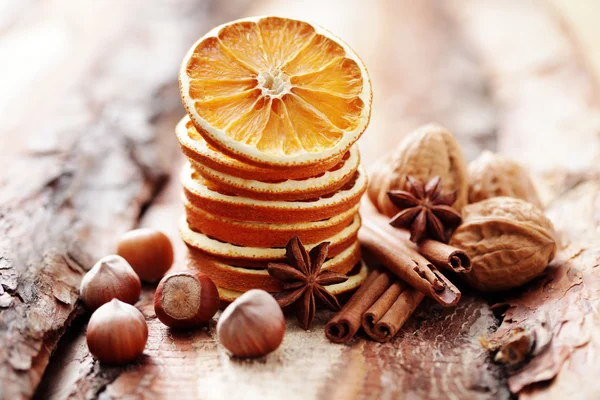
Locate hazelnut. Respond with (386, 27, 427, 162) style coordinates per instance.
(450, 197, 556, 292)
(117, 228, 174, 282)
(86, 299, 148, 364)
(154, 270, 219, 329)
(80, 255, 141, 310)
(217, 289, 285, 358)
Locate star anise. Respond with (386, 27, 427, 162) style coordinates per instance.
(267, 236, 348, 330)
(387, 176, 462, 243)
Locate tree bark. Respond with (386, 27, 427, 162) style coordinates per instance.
(0, 1, 246, 398)
(448, 0, 600, 397)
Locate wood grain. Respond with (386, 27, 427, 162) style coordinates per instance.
(0, 1, 249, 399)
(449, 0, 600, 398)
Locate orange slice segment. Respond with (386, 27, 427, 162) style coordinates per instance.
(181, 163, 368, 224)
(187, 242, 362, 293)
(176, 117, 345, 181)
(191, 145, 360, 201)
(180, 16, 372, 168)
(184, 200, 358, 248)
(214, 260, 368, 305)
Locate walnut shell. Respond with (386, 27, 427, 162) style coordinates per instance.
(468, 151, 542, 208)
(450, 197, 556, 292)
(367, 154, 392, 207)
(375, 124, 468, 217)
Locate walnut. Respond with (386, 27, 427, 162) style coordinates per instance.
(367, 153, 391, 207)
(373, 124, 468, 217)
(450, 197, 556, 292)
(468, 151, 542, 208)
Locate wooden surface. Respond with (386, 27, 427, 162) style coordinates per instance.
(1, 0, 600, 399)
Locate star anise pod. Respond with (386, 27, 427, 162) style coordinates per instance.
(267, 236, 348, 330)
(387, 176, 462, 243)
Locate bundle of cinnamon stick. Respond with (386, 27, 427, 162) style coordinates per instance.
(326, 199, 471, 343)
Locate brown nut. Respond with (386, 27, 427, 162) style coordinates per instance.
(86, 299, 148, 364)
(367, 153, 392, 208)
(154, 271, 219, 329)
(80, 255, 141, 310)
(468, 151, 542, 208)
(450, 197, 556, 292)
(117, 228, 174, 282)
(375, 124, 468, 217)
(217, 289, 285, 358)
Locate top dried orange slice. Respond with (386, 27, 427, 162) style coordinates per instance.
(179, 16, 372, 168)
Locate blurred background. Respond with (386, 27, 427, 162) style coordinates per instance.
(1, 0, 599, 170)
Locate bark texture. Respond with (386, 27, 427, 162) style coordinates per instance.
(0, 1, 243, 398)
(449, 0, 600, 398)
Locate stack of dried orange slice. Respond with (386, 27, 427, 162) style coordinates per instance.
(176, 16, 372, 304)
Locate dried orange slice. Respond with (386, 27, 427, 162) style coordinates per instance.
(179, 16, 372, 168)
(191, 145, 360, 201)
(181, 163, 367, 224)
(187, 242, 361, 293)
(185, 199, 358, 248)
(179, 214, 360, 267)
(176, 117, 344, 181)
(214, 260, 368, 305)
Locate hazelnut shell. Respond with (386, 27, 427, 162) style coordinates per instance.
(154, 270, 219, 329)
(117, 228, 174, 282)
(217, 289, 285, 358)
(86, 299, 148, 364)
(80, 255, 141, 310)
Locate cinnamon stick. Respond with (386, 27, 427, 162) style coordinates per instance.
(359, 199, 461, 307)
(418, 239, 471, 273)
(374, 222, 471, 273)
(362, 280, 425, 342)
(325, 269, 392, 343)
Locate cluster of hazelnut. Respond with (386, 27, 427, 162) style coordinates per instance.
(81, 229, 284, 365)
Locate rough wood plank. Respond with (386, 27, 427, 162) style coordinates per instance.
(0, 1, 235, 398)
(502, 182, 600, 398)
(448, 0, 600, 397)
(338, 295, 508, 399)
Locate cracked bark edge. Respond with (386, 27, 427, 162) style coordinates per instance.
(0, 1, 221, 398)
(448, 0, 600, 397)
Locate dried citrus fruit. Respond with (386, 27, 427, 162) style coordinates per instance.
(213, 261, 368, 305)
(191, 145, 360, 201)
(181, 163, 367, 224)
(184, 200, 358, 248)
(176, 116, 345, 180)
(179, 214, 360, 266)
(179, 16, 372, 168)
(187, 243, 362, 293)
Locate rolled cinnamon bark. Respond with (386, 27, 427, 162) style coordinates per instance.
(359, 199, 461, 307)
(325, 269, 392, 343)
(418, 239, 471, 273)
(377, 224, 471, 274)
(362, 281, 425, 342)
